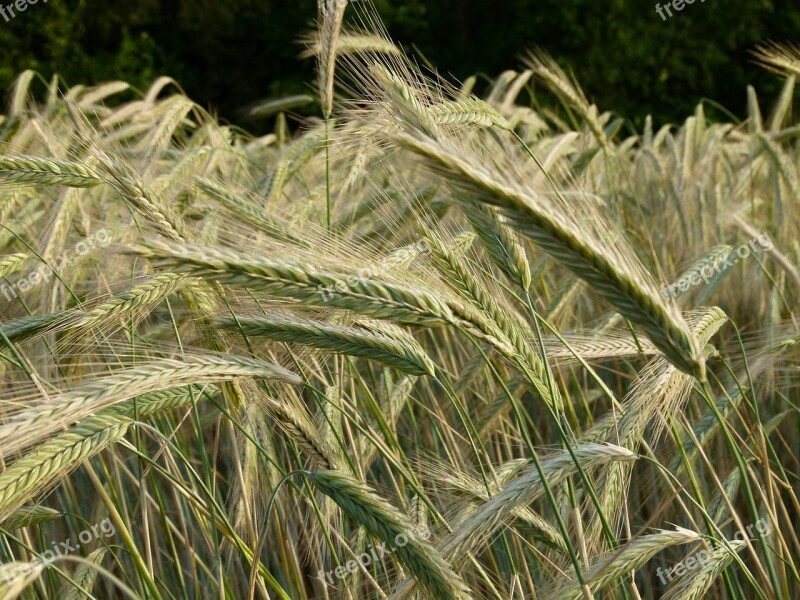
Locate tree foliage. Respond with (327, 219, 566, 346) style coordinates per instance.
(1, 0, 798, 125)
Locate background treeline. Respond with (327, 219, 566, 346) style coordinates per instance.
(1, 0, 799, 126)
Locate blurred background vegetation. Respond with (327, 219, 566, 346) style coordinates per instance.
(1, 0, 799, 128)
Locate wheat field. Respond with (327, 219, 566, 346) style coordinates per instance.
(0, 3, 798, 599)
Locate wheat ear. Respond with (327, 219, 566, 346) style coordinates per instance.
(126, 239, 456, 326)
(0, 505, 61, 531)
(0, 386, 213, 520)
(462, 200, 531, 289)
(0, 155, 101, 187)
(59, 548, 107, 600)
(0, 254, 27, 279)
(0, 355, 300, 458)
(195, 178, 308, 246)
(391, 131, 704, 379)
(307, 469, 472, 600)
(541, 528, 701, 600)
(0, 561, 45, 598)
(661, 540, 746, 600)
(318, 0, 348, 118)
(219, 313, 435, 375)
(437, 444, 637, 562)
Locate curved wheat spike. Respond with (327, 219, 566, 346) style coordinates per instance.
(126, 239, 455, 326)
(307, 469, 472, 600)
(428, 98, 512, 131)
(581, 308, 726, 551)
(0, 561, 45, 599)
(218, 313, 435, 376)
(462, 200, 531, 290)
(391, 444, 637, 599)
(195, 178, 308, 246)
(433, 466, 568, 552)
(524, 52, 607, 147)
(389, 130, 705, 379)
(544, 333, 659, 362)
(140, 95, 195, 166)
(62, 273, 188, 331)
(423, 232, 560, 409)
(93, 153, 187, 242)
(9, 70, 36, 116)
(301, 31, 400, 60)
(0, 355, 299, 458)
(0, 505, 61, 531)
(0, 386, 213, 520)
(663, 245, 733, 301)
(1, 312, 67, 342)
(0, 415, 130, 523)
(77, 81, 130, 108)
(661, 541, 746, 600)
(0, 254, 27, 278)
(541, 528, 701, 600)
(753, 43, 800, 78)
(438, 444, 636, 561)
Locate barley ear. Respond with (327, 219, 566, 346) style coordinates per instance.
(307, 470, 472, 600)
(661, 541, 746, 600)
(58, 548, 107, 600)
(542, 528, 701, 600)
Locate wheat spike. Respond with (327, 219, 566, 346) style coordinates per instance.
(541, 528, 701, 600)
(126, 238, 456, 326)
(219, 313, 435, 375)
(660, 540, 746, 600)
(0, 254, 27, 279)
(0, 355, 300, 458)
(0, 155, 101, 187)
(308, 469, 472, 600)
(318, 0, 348, 118)
(58, 548, 107, 600)
(389, 130, 705, 379)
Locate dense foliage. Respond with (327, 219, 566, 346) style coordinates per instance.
(2, 0, 800, 124)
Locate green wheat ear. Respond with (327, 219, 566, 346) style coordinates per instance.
(661, 541, 746, 600)
(58, 548, 107, 600)
(217, 313, 435, 376)
(0, 155, 101, 187)
(307, 469, 472, 600)
(0, 505, 61, 531)
(541, 528, 701, 600)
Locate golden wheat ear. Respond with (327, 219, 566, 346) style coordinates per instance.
(753, 42, 800, 78)
(390, 130, 705, 380)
